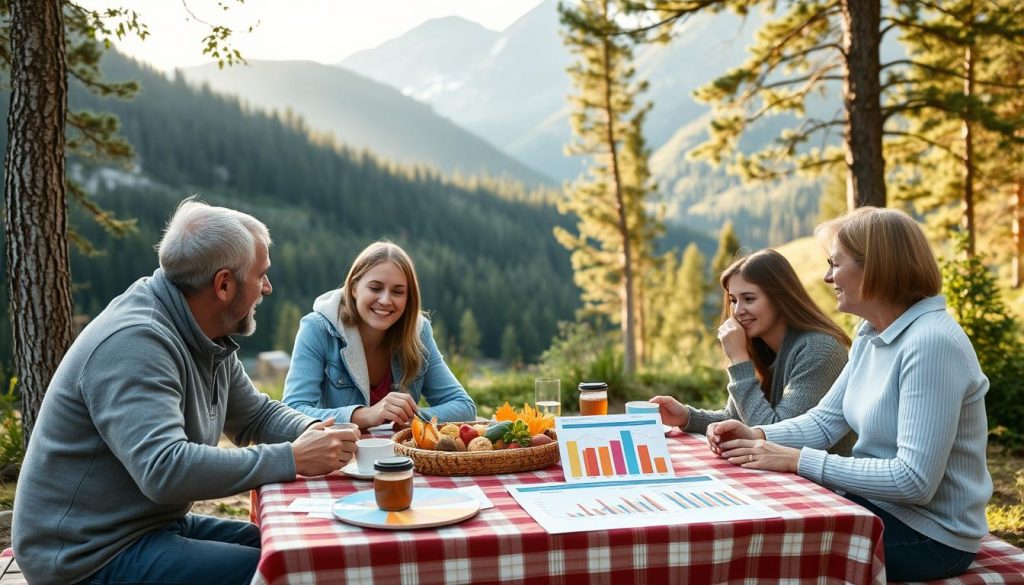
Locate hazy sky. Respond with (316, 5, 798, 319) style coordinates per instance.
(84, 0, 548, 72)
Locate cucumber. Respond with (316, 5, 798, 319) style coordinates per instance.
(484, 421, 512, 443)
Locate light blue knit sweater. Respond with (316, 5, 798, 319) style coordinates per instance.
(761, 295, 991, 553)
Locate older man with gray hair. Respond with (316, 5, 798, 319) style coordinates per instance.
(13, 198, 357, 585)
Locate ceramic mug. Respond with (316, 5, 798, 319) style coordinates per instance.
(625, 401, 660, 415)
(355, 438, 395, 474)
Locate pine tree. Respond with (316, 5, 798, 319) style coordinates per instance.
(886, 1, 1024, 257)
(458, 309, 481, 361)
(633, 0, 888, 208)
(709, 221, 741, 321)
(0, 1, 250, 441)
(710, 221, 741, 282)
(556, 0, 661, 375)
(500, 324, 521, 368)
(272, 301, 303, 352)
(941, 233, 1024, 443)
(674, 243, 710, 367)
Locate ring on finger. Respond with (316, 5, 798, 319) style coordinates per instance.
(748, 454, 753, 462)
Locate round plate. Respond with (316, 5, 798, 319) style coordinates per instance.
(332, 487, 479, 529)
(340, 462, 376, 480)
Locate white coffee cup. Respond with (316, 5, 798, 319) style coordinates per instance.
(625, 401, 660, 415)
(355, 438, 395, 474)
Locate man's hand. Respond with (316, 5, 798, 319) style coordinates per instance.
(649, 395, 690, 428)
(291, 423, 358, 477)
(350, 392, 418, 428)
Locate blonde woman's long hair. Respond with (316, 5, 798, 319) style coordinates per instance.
(339, 241, 425, 389)
(720, 249, 851, 400)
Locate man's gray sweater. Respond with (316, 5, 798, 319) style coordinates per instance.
(13, 269, 313, 584)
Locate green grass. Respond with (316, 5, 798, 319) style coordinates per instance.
(0, 480, 14, 510)
(986, 445, 1024, 547)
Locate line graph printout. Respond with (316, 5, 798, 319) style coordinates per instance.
(555, 414, 673, 483)
(506, 475, 779, 534)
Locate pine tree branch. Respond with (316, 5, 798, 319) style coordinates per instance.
(882, 59, 1024, 90)
(759, 68, 843, 92)
(744, 68, 843, 122)
(885, 130, 966, 164)
(881, 17, 964, 44)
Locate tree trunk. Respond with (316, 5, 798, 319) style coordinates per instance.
(1014, 179, 1024, 288)
(962, 42, 976, 256)
(840, 0, 886, 209)
(4, 0, 74, 446)
(600, 0, 636, 376)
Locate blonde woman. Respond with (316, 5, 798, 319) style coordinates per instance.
(652, 250, 853, 453)
(709, 208, 991, 581)
(284, 241, 476, 429)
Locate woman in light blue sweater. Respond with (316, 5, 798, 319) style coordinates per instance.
(708, 207, 991, 581)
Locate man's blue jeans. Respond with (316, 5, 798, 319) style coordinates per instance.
(76, 514, 260, 585)
(845, 493, 975, 581)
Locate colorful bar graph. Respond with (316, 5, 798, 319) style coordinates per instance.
(565, 434, 672, 479)
(568, 494, 667, 517)
(660, 489, 747, 510)
(558, 416, 674, 480)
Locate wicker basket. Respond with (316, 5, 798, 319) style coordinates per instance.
(392, 426, 560, 476)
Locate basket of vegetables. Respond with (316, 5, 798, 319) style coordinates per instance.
(392, 402, 559, 476)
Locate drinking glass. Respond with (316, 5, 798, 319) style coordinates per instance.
(534, 378, 561, 416)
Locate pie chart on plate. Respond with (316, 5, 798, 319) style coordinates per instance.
(332, 487, 479, 529)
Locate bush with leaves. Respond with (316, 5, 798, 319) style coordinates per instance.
(0, 377, 24, 480)
(942, 234, 1024, 446)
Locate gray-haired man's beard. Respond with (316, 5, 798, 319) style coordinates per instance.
(224, 296, 259, 337)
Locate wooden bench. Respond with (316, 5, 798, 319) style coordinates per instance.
(0, 548, 25, 585)
(892, 535, 1024, 584)
(1, 536, 1021, 584)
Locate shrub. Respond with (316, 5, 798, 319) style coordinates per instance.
(941, 235, 1024, 446)
(0, 377, 24, 480)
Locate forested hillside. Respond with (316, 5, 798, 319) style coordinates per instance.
(0, 52, 580, 364)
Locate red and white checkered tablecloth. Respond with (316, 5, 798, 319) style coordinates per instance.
(252, 431, 886, 585)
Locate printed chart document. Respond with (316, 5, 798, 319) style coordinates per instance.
(507, 474, 779, 534)
(555, 414, 673, 483)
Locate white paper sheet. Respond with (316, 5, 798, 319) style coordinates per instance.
(555, 414, 675, 483)
(507, 474, 779, 534)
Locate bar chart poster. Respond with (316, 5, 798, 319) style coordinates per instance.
(555, 414, 674, 484)
(506, 475, 779, 534)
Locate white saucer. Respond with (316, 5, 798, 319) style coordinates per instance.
(341, 462, 375, 480)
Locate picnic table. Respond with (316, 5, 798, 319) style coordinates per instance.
(251, 430, 887, 584)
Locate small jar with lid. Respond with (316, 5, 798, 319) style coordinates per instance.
(578, 381, 609, 416)
(373, 456, 414, 511)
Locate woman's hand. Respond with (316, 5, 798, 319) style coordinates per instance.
(649, 395, 690, 428)
(706, 419, 764, 455)
(717, 317, 751, 365)
(351, 392, 418, 428)
(718, 437, 800, 473)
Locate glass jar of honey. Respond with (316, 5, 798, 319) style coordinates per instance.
(578, 381, 609, 415)
(373, 456, 414, 511)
